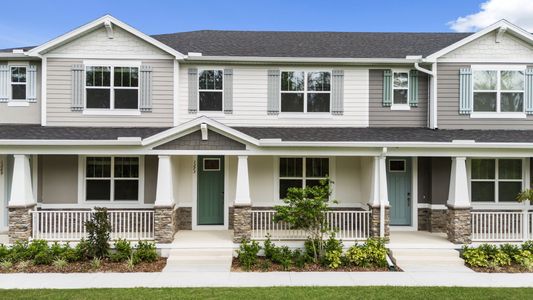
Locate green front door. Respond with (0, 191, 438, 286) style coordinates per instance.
(387, 157, 412, 226)
(197, 156, 225, 225)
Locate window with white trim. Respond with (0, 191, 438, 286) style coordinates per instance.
(279, 157, 329, 199)
(473, 69, 524, 113)
(470, 158, 523, 203)
(198, 69, 223, 111)
(392, 71, 409, 106)
(85, 157, 139, 202)
(85, 66, 139, 110)
(281, 71, 331, 113)
(10, 66, 26, 100)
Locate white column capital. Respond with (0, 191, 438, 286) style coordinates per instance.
(447, 156, 471, 209)
(155, 155, 175, 208)
(8, 154, 36, 208)
(235, 155, 251, 206)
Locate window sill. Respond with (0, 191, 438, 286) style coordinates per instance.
(390, 104, 410, 111)
(278, 113, 333, 119)
(82, 109, 141, 116)
(7, 101, 29, 107)
(470, 112, 526, 119)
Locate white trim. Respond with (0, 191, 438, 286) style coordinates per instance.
(44, 53, 174, 60)
(197, 68, 224, 113)
(82, 110, 141, 116)
(202, 158, 221, 171)
(411, 157, 418, 231)
(185, 56, 421, 64)
(0, 155, 6, 231)
(41, 56, 47, 126)
(28, 15, 184, 58)
(390, 104, 410, 111)
(7, 101, 29, 107)
(391, 69, 410, 108)
(470, 112, 526, 119)
(417, 203, 447, 210)
(37, 203, 155, 209)
(471, 64, 526, 71)
(427, 19, 533, 60)
(279, 70, 332, 114)
(32, 155, 38, 203)
(173, 60, 179, 126)
(388, 159, 407, 172)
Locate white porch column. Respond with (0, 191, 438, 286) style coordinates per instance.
(8, 154, 36, 208)
(447, 157, 470, 208)
(369, 155, 389, 238)
(155, 155, 175, 207)
(234, 155, 251, 205)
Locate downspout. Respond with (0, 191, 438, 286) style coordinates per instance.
(414, 61, 437, 129)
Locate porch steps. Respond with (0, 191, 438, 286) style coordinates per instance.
(163, 248, 233, 272)
(390, 248, 474, 273)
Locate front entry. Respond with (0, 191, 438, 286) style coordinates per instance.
(387, 157, 412, 226)
(197, 156, 225, 226)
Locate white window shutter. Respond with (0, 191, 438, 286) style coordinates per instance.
(525, 68, 533, 115)
(223, 69, 233, 114)
(382, 69, 392, 107)
(71, 64, 85, 111)
(267, 69, 280, 115)
(0, 65, 9, 102)
(27, 65, 37, 102)
(139, 65, 153, 112)
(408, 70, 418, 107)
(459, 68, 472, 115)
(188, 68, 198, 114)
(331, 70, 344, 115)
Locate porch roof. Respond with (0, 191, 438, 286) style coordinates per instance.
(0, 125, 168, 140)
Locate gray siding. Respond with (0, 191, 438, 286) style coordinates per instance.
(417, 157, 451, 206)
(144, 155, 157, 204)
(154, 130, 246, 150)
(437, 63, 533, 129)
(369, 69, 428, 127)
(46, 58, 174, 127)
(39, 155, 78, 204)
(0, 61, 41, 124)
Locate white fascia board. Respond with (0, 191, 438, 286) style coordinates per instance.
(27, 14, 185, 59)
(141, 116, 260, 147)
(0, 53, 28, 58)
(257, 140, 533, 149)
(426, 19, 533, 61)
(184, 56, 420, 65)
(0, 139, 142, 146)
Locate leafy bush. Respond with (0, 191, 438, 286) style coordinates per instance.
(0, 244, 11, 262)
(292, 249, 309, 268)
(52, 258, 68, 270)
(135, 241, 158, 262)
(522, 241, 533, 253)
(271, 246, 292, 270)
(73, 239, 91, 261)
(9, 241, 30, 262)
(17, 260, 32, 270)
(33, 250, 53, 265)
(463, 243, 533, 270)
(110, 239, 132, 262)
(345, 238, 387, 268)
(324, 249, 342, 269)
(263, 234, 276, 259)
(85, 207, 111, 258)
(304, 238, 320, 260)
(0, 260, 13, 270)
(237, 239, 261, 271)
(500, 244, 520, 259)
(514, 250, 533, 271)
(462, 246, 489, 267)
(91, 257, 101, 269)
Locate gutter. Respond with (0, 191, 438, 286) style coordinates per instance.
(183, 55, 421, 65)
(410, 57, 437, 129)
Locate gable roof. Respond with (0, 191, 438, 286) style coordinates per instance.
(152, 31, 470, 58)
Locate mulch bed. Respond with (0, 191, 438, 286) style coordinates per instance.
(468, 264, 533, 273)
(231, 257, 391, 272)
(0, 257, 167, 273)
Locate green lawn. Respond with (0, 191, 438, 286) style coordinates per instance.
(0, 287, 532, 300)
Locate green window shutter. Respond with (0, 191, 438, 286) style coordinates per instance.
(525, 68, 533, 115)
(71, 64, 85, 111)
(408, 70, 418, 107)
(382, 69, 392, 107)
(223, 68, 233, 114)
(188, 68, 198, 114)
(139, 65, 153, 112)
(0, 65, 9, 102)
(459, 68, 473, 114)
(331, 70, 344, 115)
(267, 69, 280, 115)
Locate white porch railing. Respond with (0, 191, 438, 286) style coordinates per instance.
(31, 210, 155, 241)
(471, 210, 532, 242)
(251, 210, 371, 241)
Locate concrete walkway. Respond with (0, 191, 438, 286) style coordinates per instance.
(0, 271, 533, 289)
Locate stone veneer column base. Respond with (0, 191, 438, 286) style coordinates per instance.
(369, 205, 390, 238)
(447, 206, 471, 244)
(154, 205, 177, 243)
(233, 205, 251, 243)
(8, 205, 35, 243)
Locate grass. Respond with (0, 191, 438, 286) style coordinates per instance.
(0, 287, 532, 299)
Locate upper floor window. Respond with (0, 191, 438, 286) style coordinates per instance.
(86, 66, 139, 110)
(279, 157, 329, 199)
(281, 71, 331, 113)
(10, 66, 26, 100)
(473, 69, 524, 113)
(392, 71, 409, 106)
(198, 69, 223, 111)
(470, 158, 523, 203)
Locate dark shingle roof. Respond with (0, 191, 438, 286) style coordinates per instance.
(151, 31, 472, 58)
(0, 125, 168, 140)
(233, 127, 533, 143)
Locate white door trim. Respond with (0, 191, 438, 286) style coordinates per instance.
(0, 155, 7, 232)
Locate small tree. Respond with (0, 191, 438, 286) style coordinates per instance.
(273, 179, 336, 262)
(85, 207, 112, 258)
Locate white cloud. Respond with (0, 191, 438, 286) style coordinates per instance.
(449, 0, 533, 32)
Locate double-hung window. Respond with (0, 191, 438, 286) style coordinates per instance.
(281, 71, 331, 113)
(198, 69, 223, 111)
(279, 157, 329, 199)
(473, 69, 524, 113)
(85, 157, 140, 202)
(392, 71, 409, 106)
(470, 158, 523, 203)
(85, 65, 139, 110)
(10, 66, 26, 100)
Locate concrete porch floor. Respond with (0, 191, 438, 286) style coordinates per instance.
(388, 231, 459, 249)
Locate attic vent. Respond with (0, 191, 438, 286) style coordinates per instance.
(188, 52, 202, 57)
(12, 49, 24, 54)
(104, 20, 114, 39)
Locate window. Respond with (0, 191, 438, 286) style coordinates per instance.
(281, 71, 331, 113)
(203, 158, 221, 171)
(279, 157, 329, 199)
(85, 157, 139, 202)
(470, 158, 523, 202)
(86, 66, 139, 110)
(392, 71, 409, 106)
(10, 66, 26, 100)
(389, 160, 406, 172)
(473, 69, 524, 113)
(198, 70, 223, 111)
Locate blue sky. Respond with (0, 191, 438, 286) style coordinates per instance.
(0, 0, 510, 49)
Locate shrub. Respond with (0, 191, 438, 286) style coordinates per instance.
(304, 238, 320, 259)
(514, 250, 533, 271)
(33, 250, 53, 265)
(85, 207, 112, 258)
(0, 260, 13, 270)
(263, 234, 276, 259)
(9, 241, 30, 262)
(462, 246, 489, 267)
(292, 249, 309, 268)
(135, 241, 158, 262)
(52, 258, 68, 271)
(260, 259, 271, 272)
(500, 244, 521, 259)
(324, 249, 342, 269)
(73, 239, 91, 261)
(271, 246, 292, 270)
(17, 260, 32, 271)
(237, 239, 261, 271)
(0, 244, 11, 262)
(522, 241, 533, 253)
(110, 239, 132, 262)
(345, 238, 387, 268)
(91, 257, 101, 269)
(492, 250, 511, 267)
